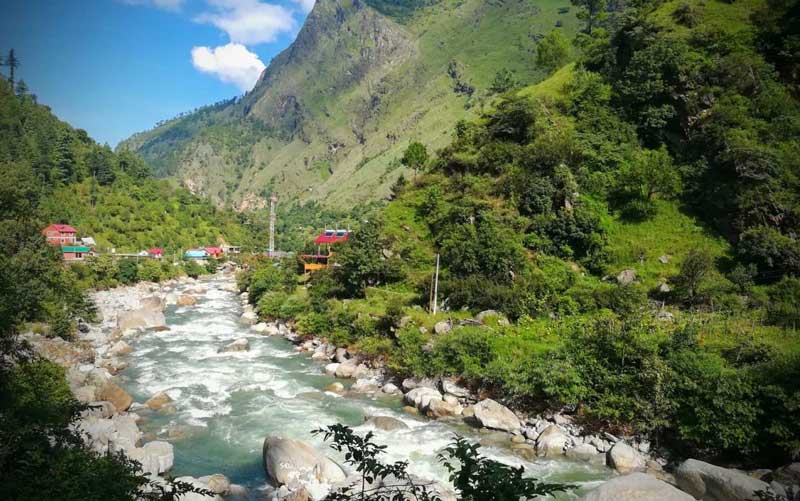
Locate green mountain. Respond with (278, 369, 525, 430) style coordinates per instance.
(119, 0, 579, 208)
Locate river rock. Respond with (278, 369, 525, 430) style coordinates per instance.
(335, 361, 359, 379)
(174, 476, 224, 501)
(110, 340, 133, 356)
(177, 294, 197, 306)
(441, 379, 470, 399)
(566, 443, 603, 463)
(145, 391, 173, 411)
(363, 416, 409, 431)
(773, 463, 800, 486)
(324, 363, 340, 376)
(335, 348, 350, 363)
(130, 441, 174, 475)
(401, 377, 435, 392)
(536, 425, 567, 457)
(472, 399, 521, 433)
(219, 338, 250, 353)
(110, 414, 142, 451)
(325, 382, 344, 393)
(427, 398, 463, 418)
(262, 436, 346, 487)
(350, 379, 380, 393)
(607, 442, 646, 474)
(98, 381, 133, 412)
(117, 307, 166, 331)
(676, 458, 772, 501)
(581, 473, 694, 501)
(198, 473, 231, 496)
(239, 311, 258, 325)
(81, 400, 116, 419)
(404, 386, 443, 411)
(381, 383, 400, 394)
(252, 322, 268, 333)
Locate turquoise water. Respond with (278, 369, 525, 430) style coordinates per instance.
(118, 276, 610, 498)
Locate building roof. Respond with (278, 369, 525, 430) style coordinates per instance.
(148, 248, 163, 255)
(185, 249, 209, 258)
(61, 246, 91, 253)
(314, 229, 349, 245)
(205, 247, 223, 254)
(44, 223, 77, 234)
(81, 237, 96, 246)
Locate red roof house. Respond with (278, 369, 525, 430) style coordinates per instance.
(43, 224, 77, 246)
(205, 247, 224, 258)
(313, 229, 349, 245)
(148, 248, 164, 258)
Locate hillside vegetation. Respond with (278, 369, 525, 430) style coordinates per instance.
(120, 0, 580, 208)
(241, 0, 800, 467)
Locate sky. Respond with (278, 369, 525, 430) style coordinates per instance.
(0, 0, 315, 146)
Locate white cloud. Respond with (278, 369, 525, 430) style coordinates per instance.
(291, 0, 316, 13)
(191, 43, 266, 91)
(195, 0, 297, 45)
(121, 0, 184, 11)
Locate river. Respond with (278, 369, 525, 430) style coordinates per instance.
(117, 275, 610, 499)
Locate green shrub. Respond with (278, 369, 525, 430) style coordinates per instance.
(257, 291, 289, 319)
(137, 259, 163, 283)
(116, 259, 138, 284)
(766, 277, 800, 327)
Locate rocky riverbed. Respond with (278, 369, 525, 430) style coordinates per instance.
(22, 272, 800, 501)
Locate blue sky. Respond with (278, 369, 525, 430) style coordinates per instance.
(0, 0, 314, 146)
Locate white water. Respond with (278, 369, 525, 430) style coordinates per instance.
(119, 276, 610, 498)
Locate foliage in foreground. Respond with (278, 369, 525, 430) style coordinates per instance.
(314, 424, 571, 501)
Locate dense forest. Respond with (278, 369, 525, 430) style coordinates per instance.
(239, 0, 800, 469)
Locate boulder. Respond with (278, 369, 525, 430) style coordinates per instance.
(773, 463, 800, 486)
(401, 377, 436, 392)
(676, 459, 772, 501)
(350, 379, 380, 393)
(427, 398, 463, 418)
(434, 320, 452, 335)
(130, 441, 174, 475)
(441, 379, 471, 399)
(198, 474, 231, 496)
(110, 340, 133, 356)
(324, 363, 340, 376)
(325, 382, 345, 393)
(98, 381, 133, 412)
(262, 436, 346, 487)
(335, 348, 350, 363)
(472, 399, 521, 433)
(174, 476, 224, 501)
(177, 295, 197, 306)
(240, 311, 258, 325)
(117, 307, 166, 331)
(381, 383, 401, 394)
(607, 442, 646, 474)
(475, 310, 510, 326)
(363, 416, 409, 431)
(252, 322, 269, 333)
(566, 443, 602, 463)
(581, 473, 694, 501)
(536, 425, 567, 457)
(110, 414, 142, 451)
(404, 387, 443, 411)
(144, 391, 173, 411)
(617, 269, 637, 286)
(219, 338, 250, 353)
(335, 362, 357, 379)
(82, 401, 116, 419)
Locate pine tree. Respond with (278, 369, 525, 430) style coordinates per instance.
(6, 49, 19, 87)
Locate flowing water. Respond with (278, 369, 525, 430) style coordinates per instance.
(118, 275, 610, 498)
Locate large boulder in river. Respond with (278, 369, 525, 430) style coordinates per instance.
(472, 399, 521, 433)
(607, 442, 646, 474)
(427, 398, 462, 418)
(109, 340, 133, 356)
(239, 311, 258, 325)
(177, 294, 197, 306)
(129, 440, 174, 475)
(144, 391, 173, 411)
(581, 473, 694, 501)
(219, 338, 250, 353)
(262, 436, 346, 487)
(675, 459, 772, 501)
(536, 425, 567, 457)
(404, 387, 443, 411)
(117, 306, 166, 331)
(97, 381, 133, 412)
(363, 416, 409, 431)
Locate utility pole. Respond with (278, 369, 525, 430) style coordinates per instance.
(432, 253, 440, 315)
(269, 194, 277, 256)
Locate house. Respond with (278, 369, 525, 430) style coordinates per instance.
(61, 245, 91, 262)
(301, 229, 350, 272)
(184, 249, 209, 260)
(80, 237, 96, 247)
(43, 224, 77, 245)
(222, 244, 241, 255)
(205, 247, 224, 259)
(148, 248, 164, 259)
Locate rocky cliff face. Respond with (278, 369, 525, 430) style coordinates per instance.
(121, 0, 577, 208)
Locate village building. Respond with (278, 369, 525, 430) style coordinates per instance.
(184, 248, 209, 260)
(42, 224, 95, 261)
(43, 224, 77, 245)
(61, 245, 92, 262)
(300, 229, 349, 272)
(148, 248, 163, 259)
(205, 247, 224, 259)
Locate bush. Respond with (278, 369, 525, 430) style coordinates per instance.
(257, 291, 289, 319)
(137, 259, 163, 283)
(116, 259, 138, 284)
(766, 277, 800, 327)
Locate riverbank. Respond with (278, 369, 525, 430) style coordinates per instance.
(22, 274, 799, 501)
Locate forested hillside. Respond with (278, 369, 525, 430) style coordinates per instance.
(241, 0, 800, 468)
(120, 0, 580, 208)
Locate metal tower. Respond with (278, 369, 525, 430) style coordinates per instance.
(269, 194, 278, 255)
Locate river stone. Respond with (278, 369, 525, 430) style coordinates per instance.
(110, 340, 133, 356)
(324, 363, 340, 376)
(240, 311, 258, 326)
(252, 322, 269, 333)
(350, 379, 380, 393)
(174, 476, 224, 501)
(311, 349, 330, 361)
(676, 458, 772, 501)
(325, 382, 344, 393)
(130, 441, 174, 475)
(145, 391, 173, 411)
(335, 348, 350, 363)
(472, 399, 521, 433)
(536, 425, 567, 457)
(363, 416, 409, 431)
(581, 473, 694, 501)
(381, 383, 400, 394)
(82, 400, 116, 419)
(117, 307, 166, 331)
(110, 414, 142, 451)
(441, 379, 470, 399)
(566, 443, 602, 462)
(262, 436, 346, 487)
(427, 398, 463, 418)
(607, 442, 646, 474)
(98, 381, 133, 412)
(177, 294, 197, 306)
(198, 474, 231, 496)
(404, 387, 443, 411)
(461, 405, 475, 418)
(773, 463, 800, 486)
(335, 362, 356, 378)
(219, 338, 250, 353)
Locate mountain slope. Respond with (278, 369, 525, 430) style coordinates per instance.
(120, 0, 578, 209)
